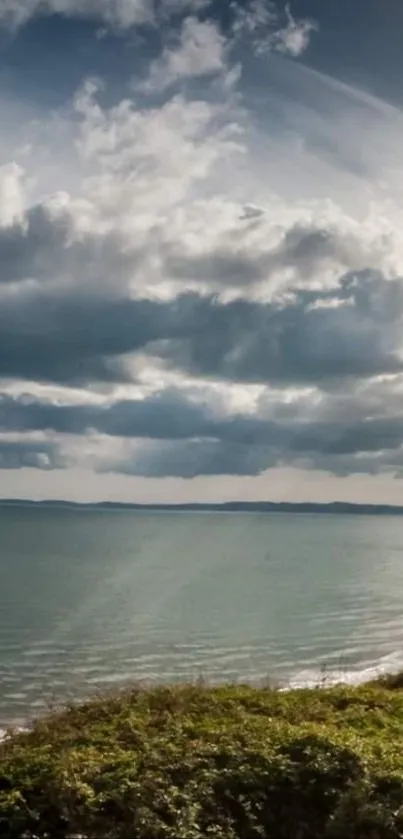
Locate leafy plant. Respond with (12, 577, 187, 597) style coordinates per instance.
(1, 680, 403, 838)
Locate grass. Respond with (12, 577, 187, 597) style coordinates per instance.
(2, 679, 403, 837)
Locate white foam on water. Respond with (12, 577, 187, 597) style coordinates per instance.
(2, 650, 403, 734)
(0, 725, 29, 742)
(287, 651, 403, 689)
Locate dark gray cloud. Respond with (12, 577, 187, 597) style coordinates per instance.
(0, 205, 70, 285)
(165, 248, 265, 286)
(105, 439, 277, 478)
(4, 378, 403, 477)
(163, 271, 403, 385)
(0, 203, 136, 286)
(0, 269, 402, 387)
(101, 424, 403, 479)
(0, 389, 213, 438)
(278, 224, 336, 274)
(3, 387, 403, 455)
(0, 290, 166, 384)
(0, 438, 62, 469)
(104, 408, 403, 479)
(239, 204, 265, 220)
(108, 441, 402, 479)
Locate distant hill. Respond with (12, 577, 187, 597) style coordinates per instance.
(1, 499, 403, 516)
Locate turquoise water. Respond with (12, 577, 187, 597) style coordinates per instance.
(1, 506, 403, 727)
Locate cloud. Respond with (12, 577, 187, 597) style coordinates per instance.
(0, 287, 166, 384)
(0, 0, 152, 28)
(3, 382, 403, 457)
(5, 373, 403, 478)
(268, 5, 318, 58)
(0, 0, 208, 30)
(104, 439, 277, 477)
(0, 163, 25, 227)
(74, 83, 244, 223)
(163, 216, 396, 290)
(239, 204, 265, 221)
(161, 272, 403, 386)
(0, 436, 62, 470)
(138, 16, 228, 93)
(231, 0, 278, 39)
(2, 75, 403, 401)
(231, 0, 317, 58)
(0, 0, 317, 64)
(1, 242, 403, 386)
(101, 434, 403, 479)
(0, 388, 216, 438)
(0, 197, 138, 287)
(3, 11, 403, 493)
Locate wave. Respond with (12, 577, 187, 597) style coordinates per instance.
(287, 651, 403, 689)
(2, 650, 403, 734)
(0, 726, 27, 742)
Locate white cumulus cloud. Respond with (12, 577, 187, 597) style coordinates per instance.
(138, 16, 229, 93)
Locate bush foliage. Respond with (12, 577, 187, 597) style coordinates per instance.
(2, 679, 403, 838)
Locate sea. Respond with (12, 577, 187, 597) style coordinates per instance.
(2, 505, 403, 731)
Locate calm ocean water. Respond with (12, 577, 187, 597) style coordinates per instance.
(2, 506, 403, 728)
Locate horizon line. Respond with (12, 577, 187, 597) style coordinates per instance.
(1, 499, 403, 515)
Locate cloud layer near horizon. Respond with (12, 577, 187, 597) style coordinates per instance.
(2, 0, 403, 499)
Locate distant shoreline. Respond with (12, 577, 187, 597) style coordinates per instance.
(1, 499, 403, 516)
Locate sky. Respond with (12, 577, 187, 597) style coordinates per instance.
(2, 0, 403, 504)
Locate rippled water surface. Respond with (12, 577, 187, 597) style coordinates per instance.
(2, 506, 403, 726)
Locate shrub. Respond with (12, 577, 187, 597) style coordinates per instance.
(1, 681, 403, 838)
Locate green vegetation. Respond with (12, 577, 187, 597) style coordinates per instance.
(2, 678, 403, 838)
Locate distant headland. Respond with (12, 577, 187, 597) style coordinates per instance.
(1, 499, 403, 516)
